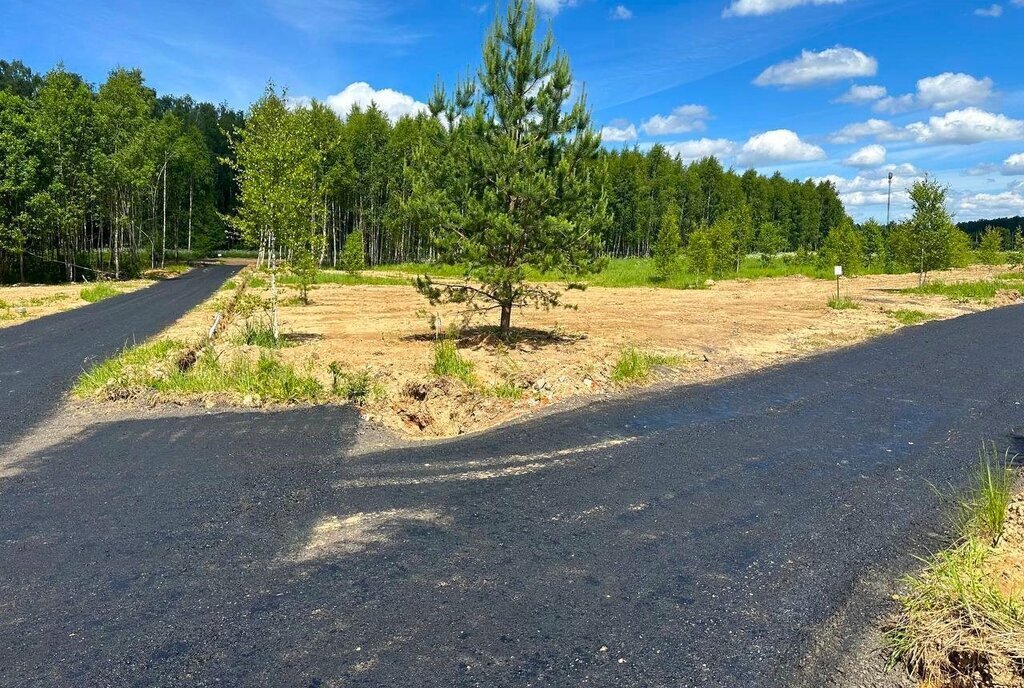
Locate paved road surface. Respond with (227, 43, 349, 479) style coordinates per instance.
(0, 287, 1021, 687)
(0, 264, 240, 446)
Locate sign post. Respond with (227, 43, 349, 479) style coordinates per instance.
(834, 265, 843, 301)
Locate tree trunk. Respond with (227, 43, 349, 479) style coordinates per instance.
(499, 302, 512, 337)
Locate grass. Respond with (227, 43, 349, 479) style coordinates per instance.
(902, 280, 1020, 301)
(887, 309, 937, 326)
(74, 339, 324, 404)
(219, 279, 238, 292)
(235, 318, 287, 348)
(432, 338, 475, 383)
(611, 347, 678, 384)
(827, 296, 859, 310)
(278, 270, 408, 287)
(80, 283, 122, 303)
(488, 379, 524, 400)
(885, 442, 1022, 686)
(329, 363, 381, 406)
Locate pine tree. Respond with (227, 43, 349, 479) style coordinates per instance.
(406, 0, 609, 336)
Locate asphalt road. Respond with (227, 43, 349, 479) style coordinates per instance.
(0, 264, 240, 446)
(1, 290, 1022, 687)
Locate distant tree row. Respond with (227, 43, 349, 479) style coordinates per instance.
(0, 59, 241, 282)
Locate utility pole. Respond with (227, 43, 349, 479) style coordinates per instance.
(886, 171, 894, 229)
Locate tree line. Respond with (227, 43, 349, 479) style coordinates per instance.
(0, 59, 241, 283)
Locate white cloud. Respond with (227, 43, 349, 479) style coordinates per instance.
(318, 82, 428, 122)
(873, 72, 994, 114)
(835, 84, 887, 104)
(917, 73, 993, 110)
(965, 163, 1001, 176)
(663, 138, 738, 162)
(843, 144, 887, 168)
(641, 105, 711, 136)
(737, 129, 826, 165)
(873, 94, 916, 115)
(611, 5, 633, 19)
(818, 168, 925, 210)
(601, 122, 638, 142)
(975, 4, 1004, 16)
(959, 190, 1024, 215)
(754, 46, 877, 88)
(535, 0, 578, 14)
(907, 108, 1024, 144)
(828, 118, 910, 144)
(724, 0, 846, 18)
(1003, 152, 1024, 175)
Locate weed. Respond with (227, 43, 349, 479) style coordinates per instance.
(611, 347, 678, 384)
(432, 338, 474, 383)
(329, 362, 380, 405)
(827, 296, 859, 310)
(80, 283, 122, 303)
(235, 318, 284, 348)
(219, 279, 238, 292)
(902, 280, 1018, 301)
(887, 309, 936, 326)
(488, 379, 524, 400)
(959, 443, 1015, 546)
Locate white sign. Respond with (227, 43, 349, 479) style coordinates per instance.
(834, 265, 843, 277)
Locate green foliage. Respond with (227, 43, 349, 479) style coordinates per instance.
(960, 443, 1015, 546)
(235, 318, 286, 348)
(611, 347, 678, 384)
(827, 296, 859, 310)
(652, 205, 682, 280)
(887, 309, 935, 326)
(902, 280, 1018, 301)
(329, 362, 380, 406)
(977, 227, 1004, 266)
(432, 338, 474, 383)
(406, 0, 610, 335)
(756, 221, 788, 266)
(79, 283, 122, 302)
(819, 217, 864, 275)
(488, 379, 524, 400)
(686, 227, 715, 283)
(278, 270, 406, 286)
(888, 179, 972, 280)
(74, 339, 324, 404)
(340, 229, 366, 274)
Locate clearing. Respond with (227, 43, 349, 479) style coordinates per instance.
(77, 263, 1023, 438)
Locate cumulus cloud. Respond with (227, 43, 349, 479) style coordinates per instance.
(873, 72, 994, 114)
(611, 5, 633, 19)
(835, 84, 887, 104)
(1003, 153, 1024, 175)
(828, 118, 910, 144)
(817, 167, 924, 209)
(662, 138, 738, 163)
(754, 46, 877, 88)
(959, 190, 1024, 215)
(601, 122, 638, 142)
(641, 105, 711, 136)
(736, 129, 826, 165)
(308, 82, 428, 123)
(965, 163, 1001, 176)
(843, 144, 886, 168)
(907, 108, 1024, 144)
(724, 0, 846, 17)
(974, 4, 1004, 16)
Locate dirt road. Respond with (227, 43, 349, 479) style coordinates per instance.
(1, 290, 1022, 686)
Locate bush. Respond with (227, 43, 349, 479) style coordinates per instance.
(686, 228, 715, 284)
(819, 217, 864, 275)
(977, 227, 1005, 266)
(652, 206, 682, 280)
(341, 229, 366, 274)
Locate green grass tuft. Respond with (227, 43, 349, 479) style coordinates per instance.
(80, 283, 122, 303)
(827, 296, 859, 310)
(901, 280, 1019, 301)
(488, 379, 524, 400)
(887, 309, 936, 326)
(611, 347, 678, 384)
(432, 338, 474, 383)
(329, 363, 381, 406)
(235, 319, 286, 348)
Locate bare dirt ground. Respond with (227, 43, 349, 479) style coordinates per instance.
(0, 278, 162, 328)
(154, 264, 1021, 439)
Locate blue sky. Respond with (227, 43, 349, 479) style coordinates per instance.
(2, 0, 1024, 222)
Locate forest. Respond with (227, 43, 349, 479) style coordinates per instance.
(0, 56, 856, 285)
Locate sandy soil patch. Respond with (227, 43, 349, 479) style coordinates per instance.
(0, 279, 156, 327)
(154, 264, 1021, 439)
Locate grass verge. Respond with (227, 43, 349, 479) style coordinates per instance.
(80, 283, 122, 303)
(887, 309, 937, 326)
(611, 347, 678, 384)
(886, 443, 1023, 687)
(901, 280, 1021, 302)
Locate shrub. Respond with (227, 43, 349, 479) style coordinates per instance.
(341, 229, 366, 274)
(652, 206, 682, 280)
(977, 227, 1005, 266)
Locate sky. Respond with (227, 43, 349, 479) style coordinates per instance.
(2, 0, 1024, 222)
